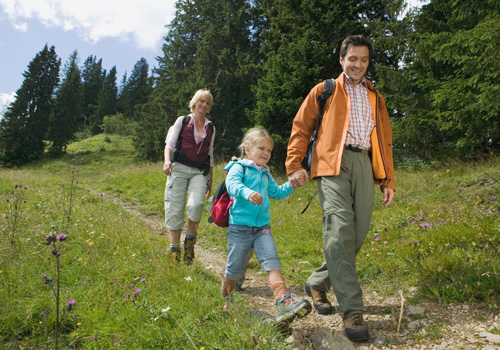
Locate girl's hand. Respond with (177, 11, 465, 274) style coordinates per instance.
(248, 192, 263, 206)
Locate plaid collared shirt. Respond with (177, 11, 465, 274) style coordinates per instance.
(344, 75, 374, 150)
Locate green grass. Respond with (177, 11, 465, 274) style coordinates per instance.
(1, 134, 499, 348)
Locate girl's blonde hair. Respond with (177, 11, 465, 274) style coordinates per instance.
(239, 127, 274, 159)
(189, 89, 213, 113)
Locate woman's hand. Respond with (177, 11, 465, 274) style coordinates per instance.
(163, 161, 173, 175)
(205, 180, 213, 199)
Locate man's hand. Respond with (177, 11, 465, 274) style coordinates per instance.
(380, 187, 395, 207)
(289, 169, 309, 188)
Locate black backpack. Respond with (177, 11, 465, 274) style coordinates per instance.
(303, 78, 336, 169)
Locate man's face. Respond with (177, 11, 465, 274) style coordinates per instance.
(339, 45, 370, 85)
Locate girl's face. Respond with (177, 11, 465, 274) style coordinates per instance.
(245, 138, 273, 166)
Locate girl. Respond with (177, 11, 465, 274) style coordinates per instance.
(221, 127, 311, 322)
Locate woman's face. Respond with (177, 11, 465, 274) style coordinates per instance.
(193, 97, 211, 115)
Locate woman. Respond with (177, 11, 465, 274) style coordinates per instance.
(163, 89, 215, 265)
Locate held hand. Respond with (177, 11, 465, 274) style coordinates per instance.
(248, 192, 263, 206)
(163, 161, 173, 175)
(289, 169, 309, 189)
(380, 188, 395, 207)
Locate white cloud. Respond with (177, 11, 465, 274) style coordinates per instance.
(0, 0, 176, 50)
(0, 92, 16, 118)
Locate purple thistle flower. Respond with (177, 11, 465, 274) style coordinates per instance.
(414, 241, 418, 246)
(420, 222, 429, 228)
(67, 299, 76, 311)
(130, 284, 135, 287)
(57, 233, 68, 241)
(125, 292, 130, 297)
(133, 288, 142, 296)
(374, 237, 380, 242)
(384, 241, 389, 245)
(419, 240, 423, 244)
(140, 278, 146, 283)
(93, 336, 97, 340)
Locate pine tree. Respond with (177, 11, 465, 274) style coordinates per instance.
(81, 56, 104, 135)
(92, 66, 118, 134)
(0, 44, 60, 166)
(392, 0, 500, 158)
(119, 58, 152, 120)
(48, 50, 83, 156)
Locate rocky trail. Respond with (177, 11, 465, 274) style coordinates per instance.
(107, 193, 500, 350)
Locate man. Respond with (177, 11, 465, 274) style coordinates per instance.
(286, 35, 396, 342)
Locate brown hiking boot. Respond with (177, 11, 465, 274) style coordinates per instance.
(343, 313, 370, 342)
(183, 237, 196, 265)
(169, 246, 181, 264)
(304, 284, 333, 315)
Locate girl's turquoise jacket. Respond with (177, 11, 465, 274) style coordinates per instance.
(224, 160, 293, 227)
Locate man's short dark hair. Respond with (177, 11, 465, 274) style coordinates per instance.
(339, 35, 373, 59)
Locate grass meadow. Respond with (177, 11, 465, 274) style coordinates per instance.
(1, 134, 499, 349)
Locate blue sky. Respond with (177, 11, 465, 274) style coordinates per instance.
(0, 0, 176, 115)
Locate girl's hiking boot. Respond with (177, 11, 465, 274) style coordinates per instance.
(183, 237, 196, 265)
(275, 290, 312, 323)
(343, 313, 370, 342)
(169, 246, 181, 264)
(304, 283, 333, 315)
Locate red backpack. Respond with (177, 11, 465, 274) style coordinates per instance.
(208, 165, 269, 227)
(208, 166, 245, 227)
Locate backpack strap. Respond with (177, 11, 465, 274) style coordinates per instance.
(174, 115, 191, 151)
(312, 78, 336, 142)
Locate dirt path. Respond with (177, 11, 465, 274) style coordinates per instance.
(101, 191, 500, 350)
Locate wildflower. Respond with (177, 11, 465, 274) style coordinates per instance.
(57, 233, 68, 241)
(77, 322, 82, 327)
(374, 236, 380, 242)
(93, 336, 97, 340)
(384, 241, 389, 245)
(42, 274, 53, 284)
(67, 299, 76, 311)
(140, 278, 146, 283)
(133, 288, 142, 296)
(419, 240, 423, 244)
(51, 248, 61, 257)
(184, 276, 192, 282)
(130, 284, 135, 287)
(43, 234, 57, 245)
(409, 242, 413, 246)
(162, 307, 171, 313)
(205, 265, 213, 270)
(414, 241, 418, 246)
(125, 292, 130, 298)
(420, 222, 429, 228)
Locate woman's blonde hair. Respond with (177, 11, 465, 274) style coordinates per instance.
(239, 127, 274, 159)
(189, 89, 213, 113)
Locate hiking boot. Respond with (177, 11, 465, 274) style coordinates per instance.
(169, 246, 181, 264)
(275, 290, 312, 323)
(304, 283, 333, 315)
(235, 275, 245, 291)
(183, 237, 196, 265)
(343, 313, 370, 342)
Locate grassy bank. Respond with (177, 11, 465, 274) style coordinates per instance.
(1, 134, 499, 348)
